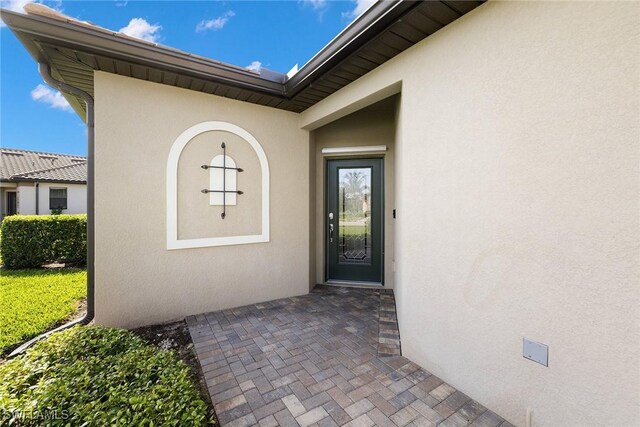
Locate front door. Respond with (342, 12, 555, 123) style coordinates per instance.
(7, 192, 17, 215)
(326, 158, 383, 284)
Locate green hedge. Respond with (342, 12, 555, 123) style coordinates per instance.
(0, 326, 211, 426)
(0, 214, 87, 269)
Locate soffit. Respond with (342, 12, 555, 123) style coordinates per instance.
(1, 1, 484, 119)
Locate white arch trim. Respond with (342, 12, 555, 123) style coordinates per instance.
(166, 121, 270, 250)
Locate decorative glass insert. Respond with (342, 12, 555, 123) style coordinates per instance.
(338, 167, 372, 265)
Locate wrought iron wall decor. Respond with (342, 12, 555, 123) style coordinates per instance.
(201, 142, 243, 219)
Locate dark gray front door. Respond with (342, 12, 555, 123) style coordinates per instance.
(326, 158, 383, 283)
(7, 192, 17, 215)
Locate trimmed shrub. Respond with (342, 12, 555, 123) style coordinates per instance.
(0, 326, 211, 426)
(0, 214, 86, 268)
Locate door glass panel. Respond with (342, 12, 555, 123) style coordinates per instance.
(338, 167, 372, 265)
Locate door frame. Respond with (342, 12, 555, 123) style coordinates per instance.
(6, 190, 17, 216)
(324, 156, 385, 286)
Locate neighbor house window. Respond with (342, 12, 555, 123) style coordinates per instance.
(49, 188, 67, 210)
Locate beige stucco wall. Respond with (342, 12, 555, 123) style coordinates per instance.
(177, 131, 262, 239)
(302, 1, 640, 426)
(94, 71, 310, 328)
(312, 97, 397, 288)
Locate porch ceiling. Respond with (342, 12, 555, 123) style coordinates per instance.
(1, 0, 483, 120)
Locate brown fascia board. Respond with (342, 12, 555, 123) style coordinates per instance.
(0, 9, 287, 95)
(2, 177, 86, 184)
(1, 1, 425, 109)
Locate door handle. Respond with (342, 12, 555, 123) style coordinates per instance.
(329, 223, 334, 243)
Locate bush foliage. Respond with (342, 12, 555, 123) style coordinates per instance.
(0, 214, 86, 268)
(0, 326, 211, 426)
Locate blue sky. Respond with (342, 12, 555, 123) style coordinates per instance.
(1, 0, 373, 156)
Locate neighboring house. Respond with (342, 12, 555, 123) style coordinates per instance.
(0, 148, 87, 219)
(2, 2, 638, 426)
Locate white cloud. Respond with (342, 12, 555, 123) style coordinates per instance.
(31, 84, 72, 111)
(1, 1, 65, 27)
(246, 61, 262, 72)
(301, 0, 327, 11)
(119, 18, 162, 43)
(1, 0, 31, 13)
(114, 0, 128, 7)
(342, 0, 376, 20)
(0, 0, 35, 27)
(196, 11, 235, 33)
(300, 0, 328, 20)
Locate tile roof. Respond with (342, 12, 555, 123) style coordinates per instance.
(0, 147, 87, 183)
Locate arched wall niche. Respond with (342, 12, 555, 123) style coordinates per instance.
(166, 121, 269, 249)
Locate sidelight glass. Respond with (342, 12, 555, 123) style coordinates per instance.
(338, 167, 372, 265)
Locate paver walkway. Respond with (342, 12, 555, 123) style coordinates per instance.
(187, 286, 511, 427)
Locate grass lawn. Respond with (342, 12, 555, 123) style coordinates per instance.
(0, 268, 86, 355)
(340, 224, 369, 237)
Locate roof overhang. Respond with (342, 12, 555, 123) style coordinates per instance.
(1, 1, 484, 119)
(3, 178, 87, 184)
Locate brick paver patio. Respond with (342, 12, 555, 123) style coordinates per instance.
(187, 286, 511, 427)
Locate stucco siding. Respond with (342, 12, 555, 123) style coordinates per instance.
(17, 183, 35, 215)
(3, 182, 86, 215)
(301, 1, 640, 426)
(94, 71, 310, 328)
(38, 182, 86, 214)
